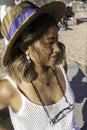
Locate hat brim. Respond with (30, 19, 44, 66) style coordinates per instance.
(3, 1, 66, 66)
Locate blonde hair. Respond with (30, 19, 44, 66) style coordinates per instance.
(7, 55, 37, 83)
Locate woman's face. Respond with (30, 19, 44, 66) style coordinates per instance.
(28, 24, 61, 67)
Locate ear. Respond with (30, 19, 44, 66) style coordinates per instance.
(18, 43, 27, 52)
(26, 46, 32, 55)
(21, 44, 33, 53)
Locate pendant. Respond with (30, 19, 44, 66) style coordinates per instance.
(50, 120, 54, 126)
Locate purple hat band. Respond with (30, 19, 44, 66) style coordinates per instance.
(7, 6, 38, 41)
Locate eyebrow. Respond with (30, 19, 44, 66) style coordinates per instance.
(47, 35, 58, 41)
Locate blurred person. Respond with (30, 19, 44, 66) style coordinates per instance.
(0, 0, 15, 45)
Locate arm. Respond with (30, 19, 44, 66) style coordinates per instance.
(0, 79, 14, 110)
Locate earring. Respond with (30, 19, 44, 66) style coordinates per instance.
(25, 51, 31, 64)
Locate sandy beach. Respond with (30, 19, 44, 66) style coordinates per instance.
(0, 10, 87, 130)
(59, 13, 87, 77)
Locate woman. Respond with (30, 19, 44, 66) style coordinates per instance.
(0, 1, 80, 130)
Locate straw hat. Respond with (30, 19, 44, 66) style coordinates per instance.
(1, 1, 66, 66)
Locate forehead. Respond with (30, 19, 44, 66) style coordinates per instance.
(43, 24, 59, 38)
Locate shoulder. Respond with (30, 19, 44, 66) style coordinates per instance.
(0, 79, 17, 101)
(0, 78, 22, 111)
(55, 65, 67, 80)
(56, 65, 65, 73)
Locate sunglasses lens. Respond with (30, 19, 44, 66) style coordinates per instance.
(50, 104, 74, 125)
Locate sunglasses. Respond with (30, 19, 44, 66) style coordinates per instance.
(50, 104, 74, 125)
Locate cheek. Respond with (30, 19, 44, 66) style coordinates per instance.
(36, 43, 52, 55)
(41, 45, 52, 55)
(40, 48, 50, 58)
(33, 42, 53, 62)
(38, 47, 52, 63)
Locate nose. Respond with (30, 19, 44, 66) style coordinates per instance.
(52, 43, 59, 53)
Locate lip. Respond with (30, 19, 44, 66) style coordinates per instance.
(51, 55, 58, 61)
(51, 54, 58, 58)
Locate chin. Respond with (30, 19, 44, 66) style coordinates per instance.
(48, 62, 57, 68)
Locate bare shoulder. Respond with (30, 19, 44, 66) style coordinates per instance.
(56, 65, 65, 73)
(0, 79, 22, 111)
(0, 79, 16, 100)
(55, 65, 66, 81)
(55, 65, 63, 72)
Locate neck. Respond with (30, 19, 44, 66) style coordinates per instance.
(34, 65, 55, 87)
(35, 64, 49, 75)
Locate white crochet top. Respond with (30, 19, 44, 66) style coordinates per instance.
(4, 67, 80, 130)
